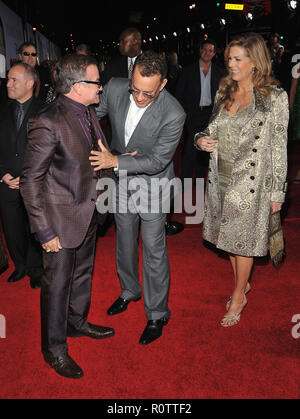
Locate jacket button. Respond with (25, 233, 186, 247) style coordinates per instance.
(250, 189, 255, 193)
(251, 162, 255, 167)
(255, 136, 260, 140)
(250, 176, 255, 180)
(252, 149, 257, 153)
(16, 153, 19, 157)
(259, 122, 263, 126)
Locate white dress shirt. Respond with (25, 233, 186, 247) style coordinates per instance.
(124, 94, 151, 147)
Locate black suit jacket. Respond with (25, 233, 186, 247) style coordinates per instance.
(0, 97, 44, 186)
(101, 55, 129, 86)
(175, 61, 226, 116)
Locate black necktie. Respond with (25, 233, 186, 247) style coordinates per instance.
(86, 108, 99, 150)
(16, 102, 25, 131)
(128, 58, 134, 79)
(86, 108, 101, 178)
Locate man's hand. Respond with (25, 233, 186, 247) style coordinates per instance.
(2, 174, 20, 189)
(89, 140, 137, 170)
(89, 140, 119, 170)
(42, 237, 62, 253)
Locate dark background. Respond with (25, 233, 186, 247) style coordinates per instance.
(2, 0, 300, 61)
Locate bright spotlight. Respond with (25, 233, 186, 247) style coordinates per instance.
(288, 0, 298, 10)
(246, 12, 253, 21)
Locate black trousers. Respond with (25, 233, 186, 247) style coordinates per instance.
(41, 212, 98, 360)
(0, 186, 42, 276)
(181, 107, 212, 180)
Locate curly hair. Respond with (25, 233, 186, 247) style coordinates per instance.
(218, 33, 279, 110)
(134, 51, 168, 81)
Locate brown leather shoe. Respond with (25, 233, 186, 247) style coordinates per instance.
(45, 353, 83, 379)
(67, 322, 115, 339)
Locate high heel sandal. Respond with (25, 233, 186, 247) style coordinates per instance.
(226, 283, 251, 311)
(221, 297, 248, 328)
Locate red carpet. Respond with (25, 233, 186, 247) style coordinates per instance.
(0, 143, 300, 399)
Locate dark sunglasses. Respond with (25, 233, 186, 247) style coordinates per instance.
(22, 52, 37, 57)
(73, 80, 102, 87)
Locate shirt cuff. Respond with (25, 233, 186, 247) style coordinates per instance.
(36, 227, 57, 245)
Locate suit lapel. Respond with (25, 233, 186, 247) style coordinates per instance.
(8, 101, 18, 138)
(125, 90, 164, 150)
(194, 63, 201, 105)
(59, 96, 91, 154)
(118, 91, 131, 152)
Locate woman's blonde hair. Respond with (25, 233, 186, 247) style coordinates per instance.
(218, 32, 279, 110)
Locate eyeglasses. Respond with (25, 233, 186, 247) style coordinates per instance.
(22, 52, 37, 57)
(74, 80, 102, 87)
(128, 86, 160, 99)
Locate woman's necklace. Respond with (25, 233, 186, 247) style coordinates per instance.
(235, 87, 253, 111)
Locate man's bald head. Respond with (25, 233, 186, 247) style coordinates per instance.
(7, 63, 36, 103)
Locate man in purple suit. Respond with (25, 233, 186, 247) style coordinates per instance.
(20, 54, 115, 379)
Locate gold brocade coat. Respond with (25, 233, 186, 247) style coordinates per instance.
(194, 87, 289, 257)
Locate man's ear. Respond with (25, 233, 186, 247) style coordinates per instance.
(160, 78, 168, 91)
(27, 79, 35, 90)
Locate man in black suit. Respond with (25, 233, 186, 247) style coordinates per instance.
(176, 39, 225, 180)
(101, 27, 142, 86)
(0, 62, 44, 288)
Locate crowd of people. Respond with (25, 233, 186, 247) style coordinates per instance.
(0, 27, 294, 379)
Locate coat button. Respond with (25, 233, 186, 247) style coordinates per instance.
(16, 153, 19, 157)
(251, 162, 256, 167)
(250, 176, 255, 180)
(259, 122, 263, 126)
(250, 189, 255, 193)
(255, 136, 260, 140)
(252, 148, 257, 152)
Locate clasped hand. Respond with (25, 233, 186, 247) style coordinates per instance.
(197, 136, 218, 153)
(42, 237, 62, 253)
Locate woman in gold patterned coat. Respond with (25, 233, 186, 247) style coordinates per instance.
(195, 33, 289, 327)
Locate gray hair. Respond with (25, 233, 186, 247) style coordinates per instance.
(55, 54, 98, 94)
(11, 62, 37, 85)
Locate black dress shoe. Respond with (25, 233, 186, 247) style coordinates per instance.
(29, 276, 42, 289)
(165, 221, 184, 236)
(0, 263, 8, 275)
(67, 322, 115, 339)
(107, 296, 141, 316)
(139, 317, 169, 345)
(7, 270, 26, 283)
(45, 353, 83, 379)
